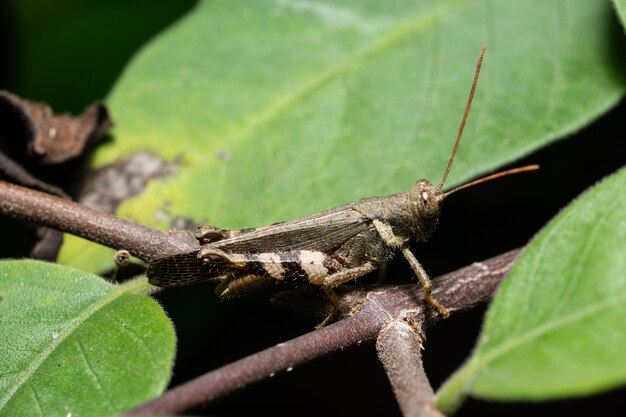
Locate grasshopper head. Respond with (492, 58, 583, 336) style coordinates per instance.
(408, 166, 541, 241)
(408, 179, 445, 241)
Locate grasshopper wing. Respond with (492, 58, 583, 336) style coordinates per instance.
(146, 249, 232, 287)
(212, 205, 371, 253)
(148, 206, 373, 287)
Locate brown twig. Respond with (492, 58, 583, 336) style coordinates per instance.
(0, 180, 198, 261)
(0, 177, 522, 417)
(127, 249, 521, 416)
(377, 320, 443, 417)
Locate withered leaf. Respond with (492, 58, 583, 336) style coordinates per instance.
(0, 90, 112, 164)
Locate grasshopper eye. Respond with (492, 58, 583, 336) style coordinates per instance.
(410, 179, 441, 220)
(418, 189, 438, 218)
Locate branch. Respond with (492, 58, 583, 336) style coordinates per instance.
(0, 178, 521, 416)
(126, 248, 521, 416)
(0, 180, 198, 261)
(377, 320, 444, 417)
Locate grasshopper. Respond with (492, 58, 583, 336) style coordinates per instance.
(147, 47, 538, 327)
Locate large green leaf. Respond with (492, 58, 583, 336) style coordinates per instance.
(0, 260, 175, 416)
(59, 0, 625, 271)
(436, 166, 626, 413)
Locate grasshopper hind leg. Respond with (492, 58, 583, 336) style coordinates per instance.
(195, 226, 233, 244)
(216, 273, 272, 298)
(196, 225, 256, 245)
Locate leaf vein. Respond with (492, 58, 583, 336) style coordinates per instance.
(478, 292, 626, 375)
(76, 337, 115, 410)
(0, 279, 144, 411)
(219, 0, 468, 152)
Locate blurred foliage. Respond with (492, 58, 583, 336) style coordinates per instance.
(0, 0, 196, 258)
(0, 0, 196, 112)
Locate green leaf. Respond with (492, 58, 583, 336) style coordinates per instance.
(612, 0, 626, 29)
(436, 167, 626, 413)
(59, 0, 626, 271)
(0, 260, 175, 416)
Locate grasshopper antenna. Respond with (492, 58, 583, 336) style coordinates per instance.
(438, 45, 486, 190)
(443, 164, 540, 198)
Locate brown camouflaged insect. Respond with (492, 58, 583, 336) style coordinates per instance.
(147, 47, 538, 327)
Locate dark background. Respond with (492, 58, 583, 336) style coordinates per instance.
(1, 2, 625, 416)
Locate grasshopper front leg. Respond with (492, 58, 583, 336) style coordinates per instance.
(372, 219, 449, 318)
(401, 247, 450, 318)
